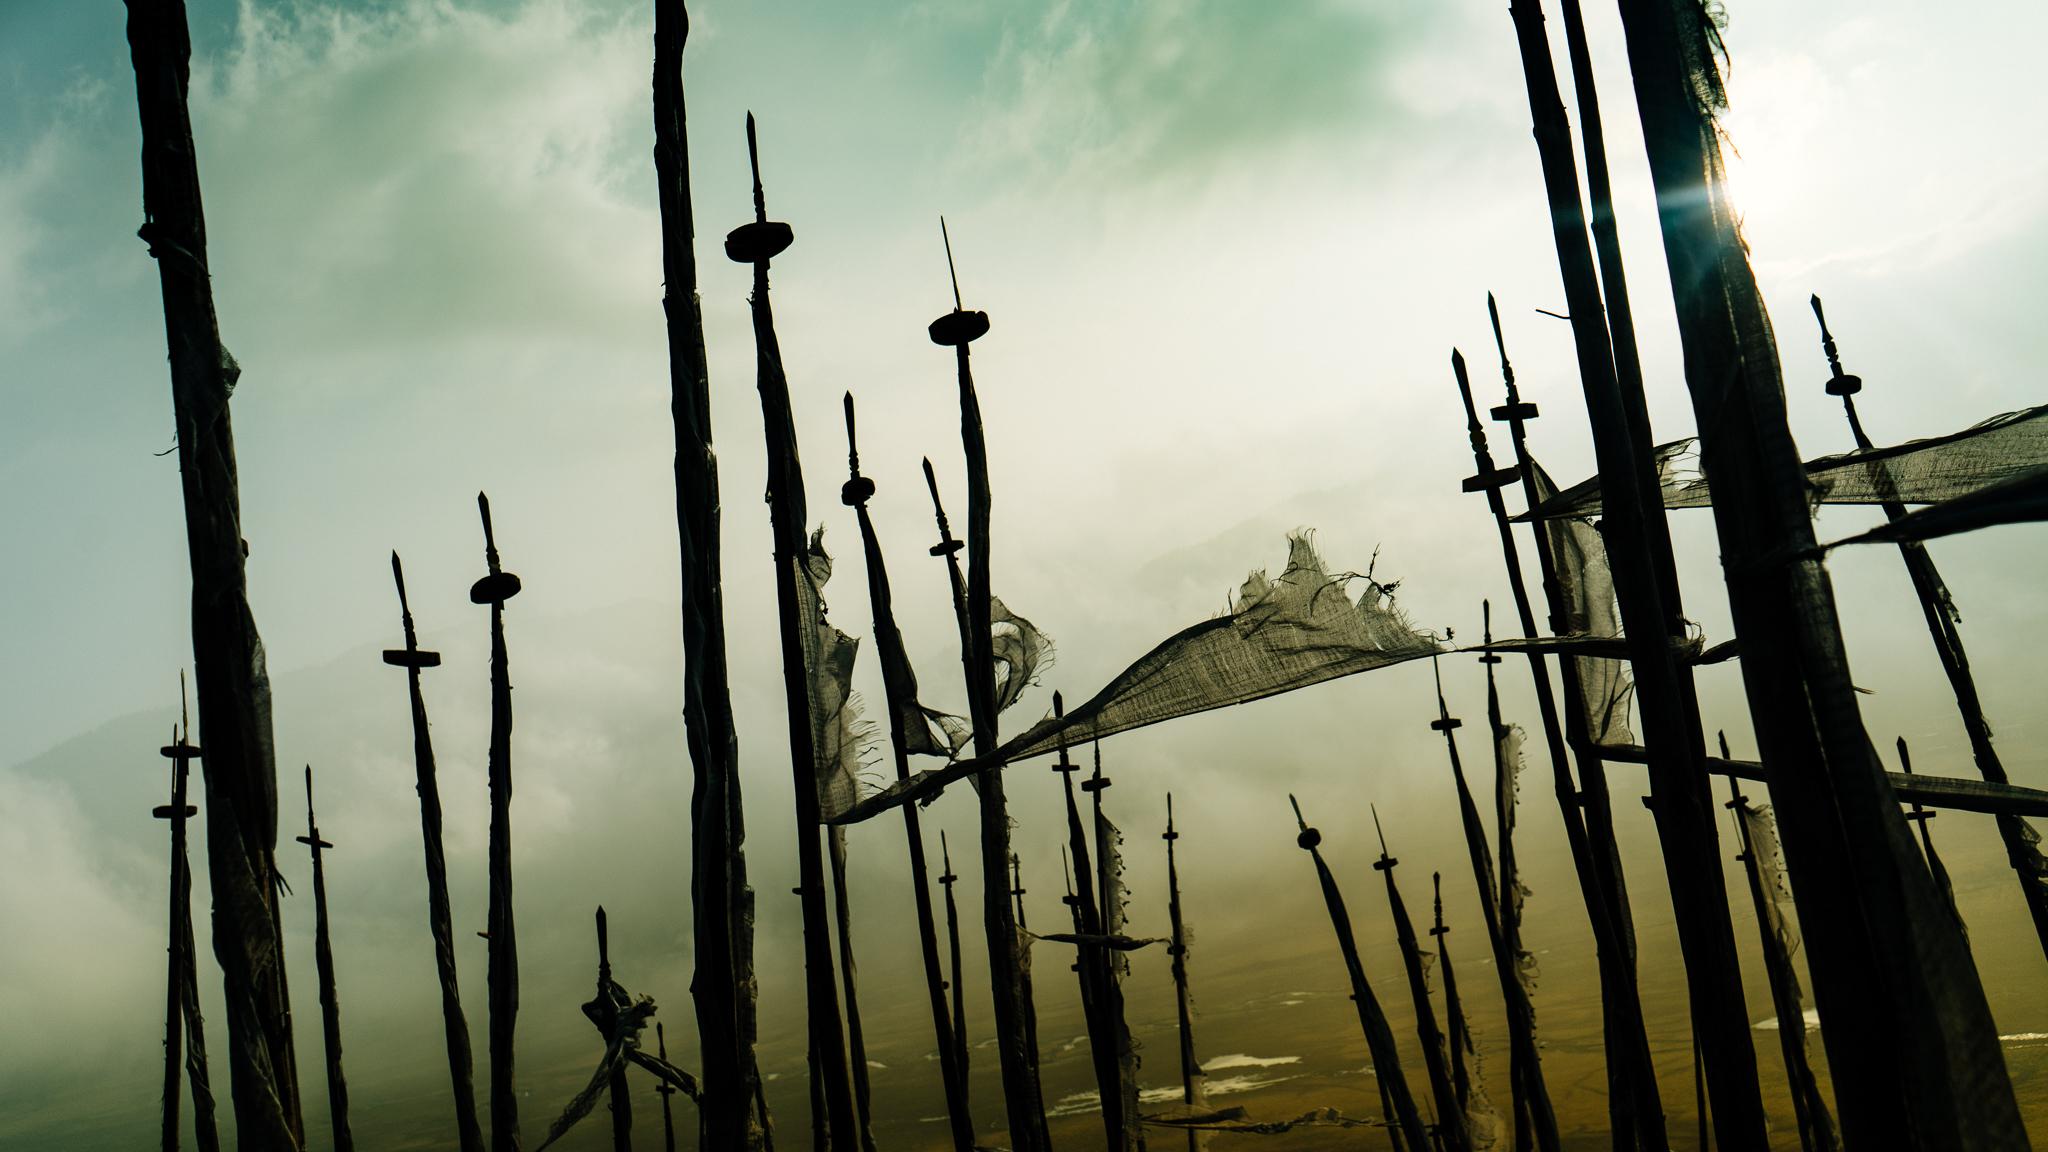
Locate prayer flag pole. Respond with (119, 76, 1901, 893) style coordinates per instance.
(295, 765, 354, 1152)
(1372, 808, 1469, 1152)
(471, 492, 524, 1152)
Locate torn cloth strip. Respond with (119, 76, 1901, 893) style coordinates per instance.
(796, 529, 871, 820)
(1528, 403, 2048, 520)
(1828, 465, 2048, 549)
(1533, 463, 1636, 749)
(1001, 534, 1439, 762)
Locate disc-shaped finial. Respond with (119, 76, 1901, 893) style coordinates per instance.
(928, 309, 990, 347)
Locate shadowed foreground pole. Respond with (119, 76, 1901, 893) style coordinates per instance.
(584, 908, 633, 1152)
(1085, 748, 1144, 1152)
(1455, 331, 1663, 1150)
(1289, 796, 1426, 1152)
(1610, 0, 2023, 1143)
(724, 113, 858, 1152)
(1051, 702, 1122, 1147)
(826, 829, 879, 1152)
(1896, 740, 1966, 937)
(1164, 795, 1205, 1152)
(650, 3, 762, 1145)
(384, 554, 486, 1152)
(472, 492, 524, 1152)
(1501, 0, 1767, 1141)
(1811, 297, 2048, 963)
(122, 2, 302, 1144)
(841, 396, 975, 1151)
(1428, 874, 1476, 1128)
(296, 766, 353, 1152)
(1373, 809, 1469, 1152)
(927, 219, 1050, 1151)
(165, 683, 222, 1152)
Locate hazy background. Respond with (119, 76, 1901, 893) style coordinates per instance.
(3, 0, 2046, 1148)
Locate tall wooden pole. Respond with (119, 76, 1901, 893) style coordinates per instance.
(584, 908, 633, 1152)
(1810, 297, 2048, 962)
(1085, 747, 1144, 1152)
(938, 832, 969, 1092)
(840, 398, 975, 1151)
(471, 492, 523, 1152)
(121, 3, 302, 1144)
(167, 683, 222, 1152)
(1455, 345, 1662, 1150)
(1428, 874, 1477, 1130)
(926, 219, 1050, 1151)
(385, 554, 487, 1152)
(1289, 796, 1427, 1152)
(1373, 810, 1470, 1152)
(1428, 659, 1559, 1152)
(1895, 740, 1967, 937)
(1164, 795, 1205, 1152)
(159, 721, 198, 1152)
(651, 5, 762, 1146)
(826, 829, 879, 1152)
(1501, 1, 1768, 1141)
(654, 1024, 679, 1152)
(1052, 703, 1125, 1149)
(1721, 737, 1836, 1152)
(723, 113, 859, 1152)
(1609, 0, 2023, 1142)
(295, 766, 354, 1152)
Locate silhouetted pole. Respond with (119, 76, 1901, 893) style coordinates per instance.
(938, 832, 969, 1088)
(1052, 699, 1124, 1148)
(1009, 850, 1046, 1113)
(1164, 795, 1205, 1152)
(294, 765, 353, 1152)
(1289, 796, 1426, 1152)
(1721, 735, 1836, 1152)
(122, 2, 301, 1144)
(1811, 297, 2048, 962)
(1610, 0, 2022, 1141)
(384, 553, 486, 1152)
(651, 3, 762, 1144)
(583, 908, 633, 1152)
(1455, 334, 1663, 1150)
(1428, 657, 1559, 1152)
(826, 829, 878, 1152)
(1428, 874, 1475, 1125)
(840, 396, 975, 1151)
(723, 113, 859, 1152)
(1895, 740, 1966, 938)
(158, 713, 203, 1152)
(471, 491, 524, 1152)
(927, 219, 1050, 1152)
(1501, 0, 1767, 1142)
(1086, 745, 1144, 1152)
(654, 1024, 678, 1152)
(1373, 809, 1469, 1152)
(164, 682, 221, 1152)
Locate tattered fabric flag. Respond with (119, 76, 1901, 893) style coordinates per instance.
(534, 998, 660, 1152)
(991, 597, 1054, 714)
(1001, 534, 1437, 762)
(1531, 464, 1635, 749)
(1528, 404, 2048, 520)
(796, 529, 873, 820)
(1827, 465, 2048, 550)
(1494, 722, 1538, 1000)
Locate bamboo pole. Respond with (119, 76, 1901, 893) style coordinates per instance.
(121, 3, 302, 1144)
(1289, 796, 1427, 1152)
(1721, 737, 1836, 1152)
(294, 766, 353, 1152)
(651, 4, 762, 1145)
(654, 1024, 678, 1152)
(1459, 327, 1666, 1150)
(1372, 810, 1469, 1152)
(827, 830, 879, 1152)
(927, 219, 1050, 1151)
(1500, 1, 1769, 1141)
(1810, 297, 2048, 962)
(840, 397, 975, 1150)
(1610, 0, 2023, 1142)
(1052, 702, 1125, 1148)
(722, 113, 859, 1152)
(938, 832, 969, 1091)
(1427, 658, 1559, 1152)
(385, 554, 487, 1152)
(1163, 796, 1205, 1152)
(471, 492, 524, 1152)
(159, 720, 199, 1152)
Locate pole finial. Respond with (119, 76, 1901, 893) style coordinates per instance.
(941, 216, 962, 312)
(746, 112, 765, 223)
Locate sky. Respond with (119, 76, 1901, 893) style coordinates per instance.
(3, 0, 2047, 1148)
